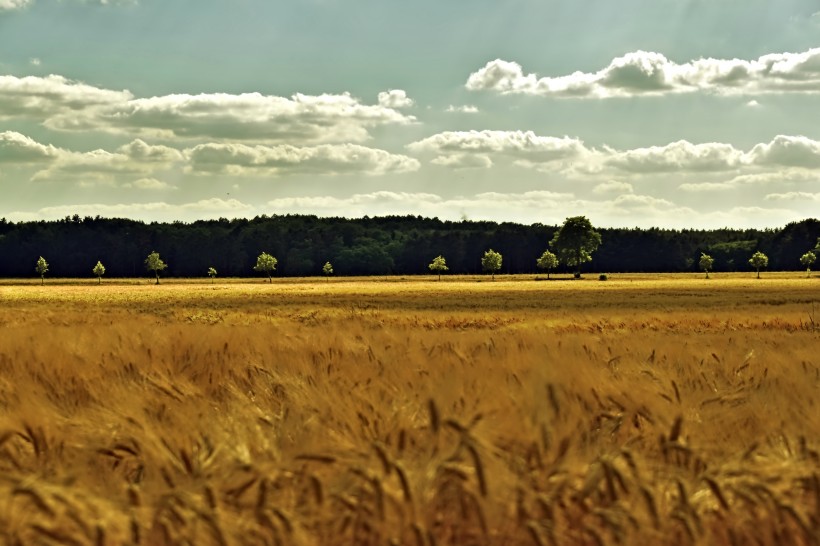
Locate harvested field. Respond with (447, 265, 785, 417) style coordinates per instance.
(0, 273, 818, 545)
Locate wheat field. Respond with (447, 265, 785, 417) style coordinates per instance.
(0, 274, 818, 545)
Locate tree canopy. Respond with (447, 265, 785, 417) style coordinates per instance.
(550, 216, 602, 277)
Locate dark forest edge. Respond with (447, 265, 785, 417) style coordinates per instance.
(0, 215, 817, 278)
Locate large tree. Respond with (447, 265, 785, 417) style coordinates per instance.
(748, 251, 768, 279)
(800, 251, 815, 278)
(536, 250, 558, 279)
(550, 216, 602, 278)
(428, 255, 448, 280)
(481, 249, 502, 280)
(145, 251, 167, 285)
(254, 252, 278, 282)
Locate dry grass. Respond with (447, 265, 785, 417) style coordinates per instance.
(0, 274, 817, 545)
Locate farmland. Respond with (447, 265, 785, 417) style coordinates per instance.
(0, 274, 818, 545)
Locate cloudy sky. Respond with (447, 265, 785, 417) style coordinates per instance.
(1, 0, 819, 228)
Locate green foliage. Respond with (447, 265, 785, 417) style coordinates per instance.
(481, 249, 502, 280)
(208, 267, 217, 282)
(550, 216, 601, 276)
(35, 256, 48, 285)
(748, 251, 768, 278)
(428, 255, 448, 280)
(254, 252, 277, 282)
(145, 251, 167, 285)
(699, 253, 714, 278)
(536, 250, 558, 279)
(800, 251, 815, 277)
(322, 261, 333, 278)
(92, 261, 105, 284)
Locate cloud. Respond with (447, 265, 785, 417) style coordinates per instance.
(746, 135, 820, 168)
(467, 48, 820, 98)
(746, 99, 760, 108)
(408, 130, 588, 168)
(123, 178, 174, 190)
(604, 140, 744, 173)
(593, 180, 633, 195)
(377, 89, 413, 109)
(0, 75, 133, 119)
(764, 191, 820, 202)
(679, 169, 819, 192)
(0, 0, 31, 10)
(185, 142, 420, 176)
(445, 105, 479, 113)
(0, 131, 60, 163)
(45, 91, 416, 143)
(8, 198, 252, 223)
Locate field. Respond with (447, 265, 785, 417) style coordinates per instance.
(0, 273, 818, 546)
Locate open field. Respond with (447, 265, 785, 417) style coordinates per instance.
(0, 274, 818, 545)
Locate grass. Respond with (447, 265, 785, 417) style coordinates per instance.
(0, 274, 817, 545)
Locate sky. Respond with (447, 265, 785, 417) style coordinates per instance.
(1, 0, 819, 229)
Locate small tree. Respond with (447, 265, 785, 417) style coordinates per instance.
(481, 249, 502, 280)
(550, 216, 602, 278)
(322, 261, 333, 281)
(92, 260, 105, 284)
(208, 266, 217, 283)
(748, 251, 768, 279)
(800, 251, 816, 278)
(145, 251, 167, 285)
(699, 253, 714, 279)
(35, 256, 48, 285)
(428, 255, 448, 280)
(536, 250, 558, 279)
(254, 252, 277, 283)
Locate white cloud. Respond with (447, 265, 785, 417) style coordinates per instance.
(467, 48, 820, 98)
(746, 135, 820, 168)
(377, 89, 414, 109)
(445, 105, 479, 113)
(680, 169, 819, 192)
(408, 130, 588, 168)
(0, 75, 133, 119)
(746, 99, 760, 108)
(29, 58, 41, 66)
(764, 191, 820, 202)
(0, 0, 31, 10)
(430, 153, 492, 169)
(124, 177, 174, 190)
(0, 131, 60, 163)
(7, 198, 252, 223)
(593, 180, 633, 195)
(185, 142, 420, 176)
(604, 140, 744, 172)
(44, 91, 415, 143)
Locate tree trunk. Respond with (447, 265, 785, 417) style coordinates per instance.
(155, 272, 160, 285)
(268, 274, 272, 283)
(98, 277, 101, 285)
(756, 270, 760, 279)
(41, 276, 44, 286)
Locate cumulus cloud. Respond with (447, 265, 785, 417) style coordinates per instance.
(593, 180, 634, 195)
(764, 191, 820, 202)
(123, 178, 174, 190)
(604, 140, 744, 172)
(45, 91, 415, 143)
(0, 131, 60, 163)
(445, 105, 479, 113)
(0, 0, 32, 10)
(8, 198, 252, 223)
(185, 142, 420, 176)
(0, 75, 132, 119)
(466, 48, 820, 98)
(377, 89, 413, 109)
(408, 130, 588, 168)
(746, 135, 820, 168)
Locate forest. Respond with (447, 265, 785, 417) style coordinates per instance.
(0, 215, 817, 278)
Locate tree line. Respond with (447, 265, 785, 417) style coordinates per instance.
(0, 214, 817, 279)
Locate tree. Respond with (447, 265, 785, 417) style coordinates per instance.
(322, 261, 333, 281)
(35, 256, 48, 285)
(536, 250, 558, 279)
(145, 251, 167, 285)
(550, 216, 602, 278)
(748, 251, 768, 279)
(699, 253, 714, 278)
(208, 266, 217, 283)
(254, 252, 277, 282)
(92, 261, 105, 284)
(428, 255, 448, 280)
(800, 251, 816, 278)
(481, 249, 502, 280)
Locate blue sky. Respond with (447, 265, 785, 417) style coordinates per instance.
(1, 0, 819, 228)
